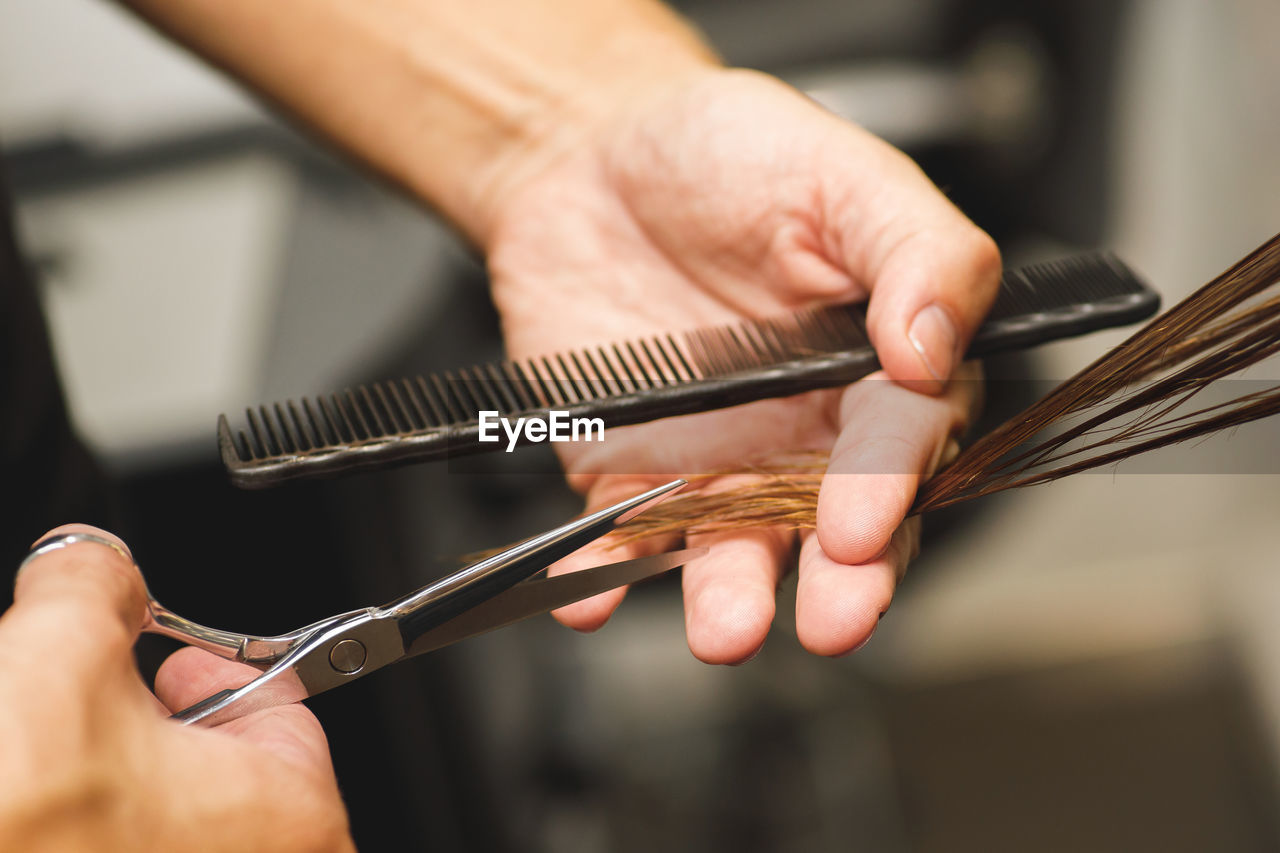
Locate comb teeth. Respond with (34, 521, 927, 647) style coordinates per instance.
(991, 253, 1141, 318)
(220, 251, 1158, 487)
(222, 309, 871, 469)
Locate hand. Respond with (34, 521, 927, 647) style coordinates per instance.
(0, 525, 355, 852)
(483, 68, 998, 662)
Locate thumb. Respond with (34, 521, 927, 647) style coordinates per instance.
(4, 524, 148, 684)
(825, 135, 1002, 393)
(864, 220, 1002, 394)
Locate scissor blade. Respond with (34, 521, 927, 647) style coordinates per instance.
(405, 547, 706, 657)
(388, 479, 687, 647)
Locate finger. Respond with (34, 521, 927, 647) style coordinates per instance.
(795, 519, 919, 657)
(3, 524, 147, 687)
(153, 645, 260, 712)
(682, 523, 791, 664)
(816, 369, 977, 566)
(547, 477, 681, 632)
(155, 646, 336, 778)
(825, 135, 1001, 393)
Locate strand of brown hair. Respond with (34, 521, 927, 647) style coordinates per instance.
(612, 232, 1280, 545)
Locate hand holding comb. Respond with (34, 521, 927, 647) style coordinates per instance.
(603, 231, 1280, 543)
(220, 252, 1157, 488)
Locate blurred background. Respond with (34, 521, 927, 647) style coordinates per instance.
(3, 0, 1280, 849)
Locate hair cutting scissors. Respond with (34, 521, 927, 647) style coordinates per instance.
(25, 480, 702, 726)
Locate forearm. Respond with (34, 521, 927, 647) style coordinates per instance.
(118, 0, 718, 243)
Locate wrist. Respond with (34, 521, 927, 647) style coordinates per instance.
(121, 0, 720, 248)
(452, 8, 721, 247)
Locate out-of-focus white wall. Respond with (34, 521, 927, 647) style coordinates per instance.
(868, 0, 1280, 773)
(0, 0, 257, 146)
(1111, 0, 1280, 303)
(2, 0, 455, 470)
(1107, 0, 1280, 769)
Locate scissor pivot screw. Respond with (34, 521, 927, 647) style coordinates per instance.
(329, 639, 367, 674)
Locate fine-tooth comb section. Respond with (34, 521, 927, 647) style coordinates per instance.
(220, 252, 1159, 488)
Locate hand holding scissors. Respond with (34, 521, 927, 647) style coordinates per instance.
(21, 480, 703, 727)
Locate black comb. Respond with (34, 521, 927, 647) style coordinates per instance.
(221, 252, 1158, 488)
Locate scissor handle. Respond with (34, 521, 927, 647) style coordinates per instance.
(169, 479, 689, 726)
(170, 610, 404, 726)
(143, 602, 368, 668)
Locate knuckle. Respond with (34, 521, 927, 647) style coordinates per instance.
(960, 227, 1003, 296)
(966, 225, 1002, 267)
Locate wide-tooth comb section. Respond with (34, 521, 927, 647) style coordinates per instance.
(221, 252, 1158, 486)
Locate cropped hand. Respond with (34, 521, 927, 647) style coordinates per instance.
(0, 525, 354, 852)
(111, 0, 997, 663)
(484, 68, 999, 661)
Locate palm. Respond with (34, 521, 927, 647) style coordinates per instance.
(490, 74, 862, 460)
(484, 70, 993, 661)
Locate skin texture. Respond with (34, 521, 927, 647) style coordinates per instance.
(9, 0, 999, 844)
(0, 526, 355, 852)
(114, 0, 1000, 661)
(487, 69, 998, 661)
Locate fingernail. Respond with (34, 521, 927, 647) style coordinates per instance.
(907, 303, 958, 383)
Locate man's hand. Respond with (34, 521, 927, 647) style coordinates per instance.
(112, 0, 998, 661)
(0, 525, 354, 852)
(484, 69, 998, 662)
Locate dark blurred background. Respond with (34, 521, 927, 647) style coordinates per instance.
(4, 0, 1280, 849)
